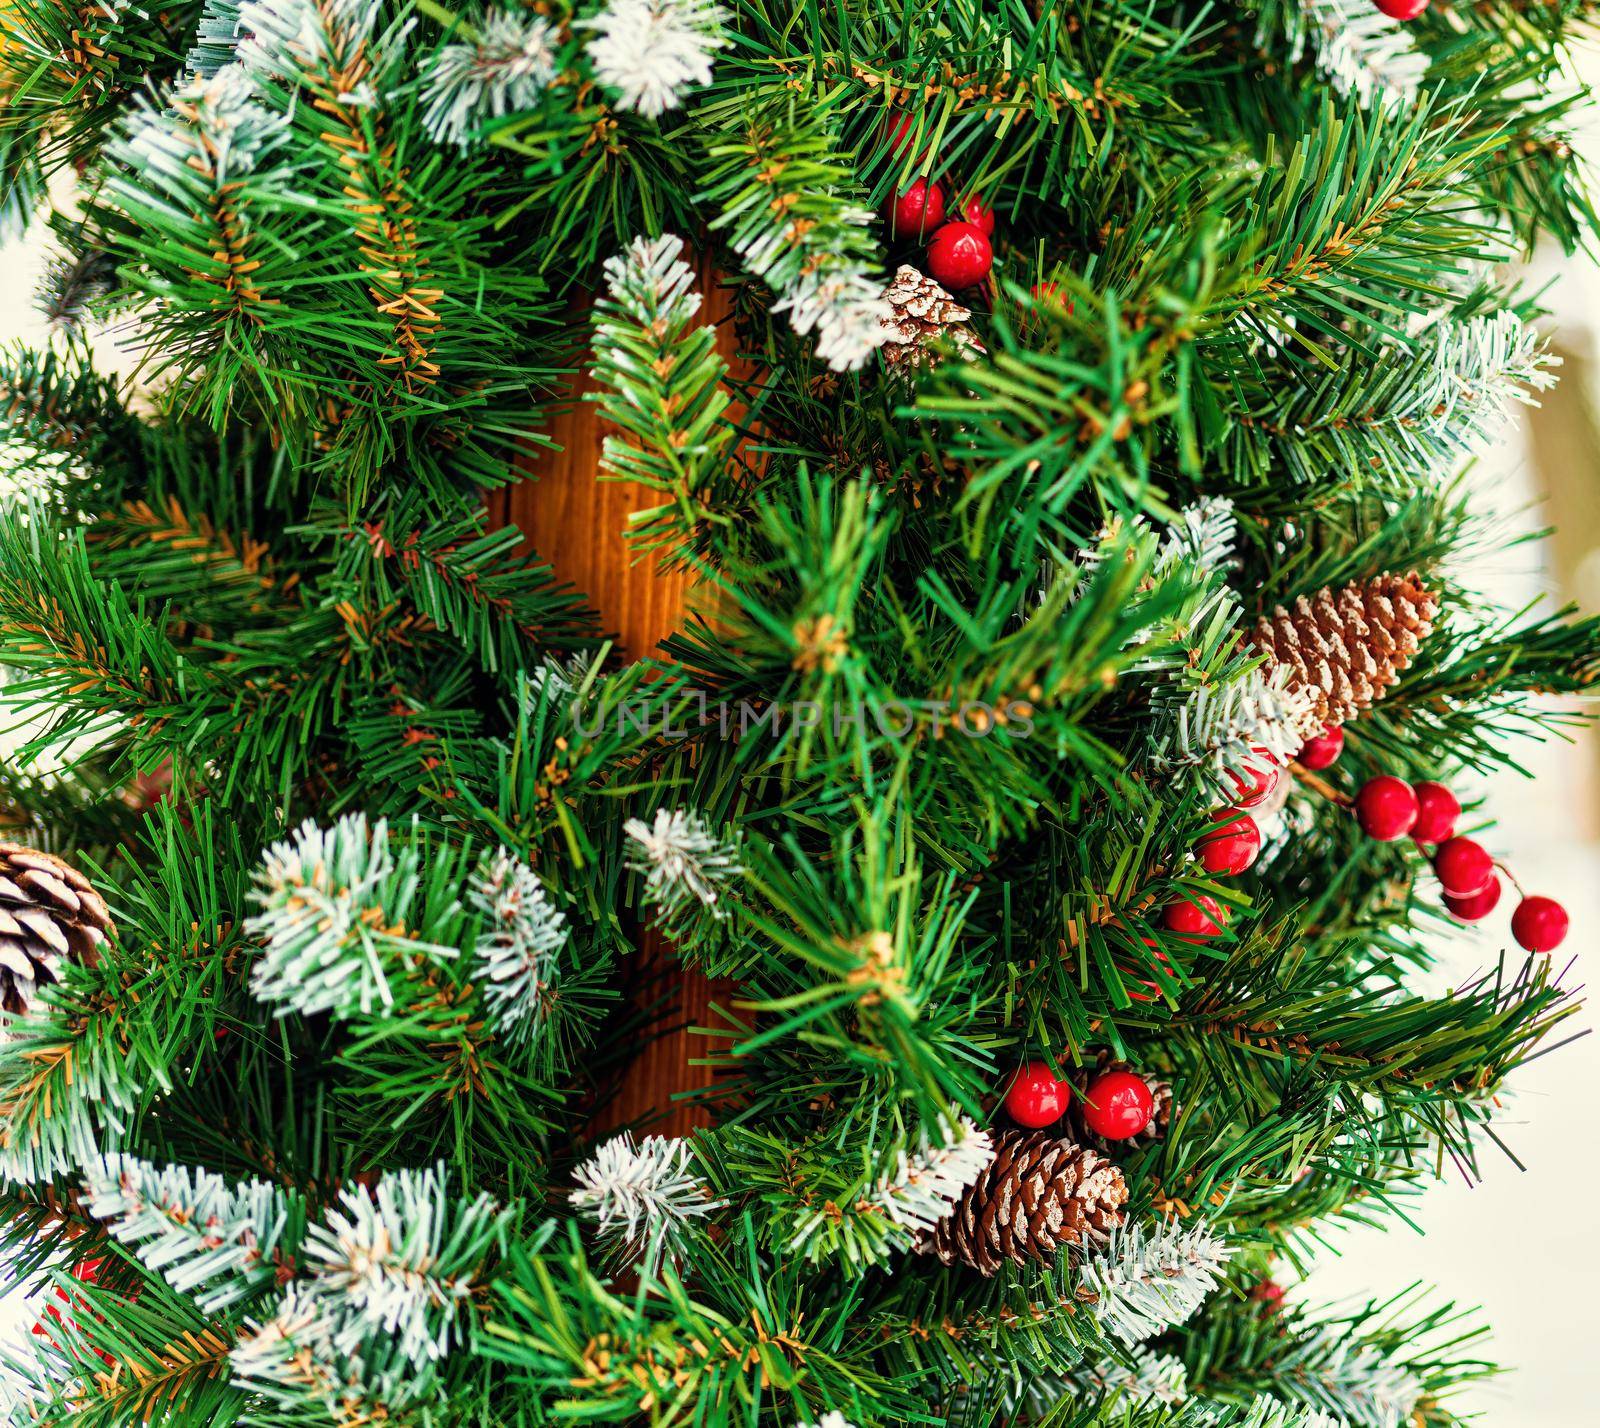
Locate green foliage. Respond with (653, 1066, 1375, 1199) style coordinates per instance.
(0, 0, 200, 198)
(1179, 1286, 1495, 1428)
(0, 0, 1593, 1423)
(589, 230, 737, 560)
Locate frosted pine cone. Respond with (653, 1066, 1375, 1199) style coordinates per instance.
(877, 265, 984, 373)
(1250, 573, 1436, 728)
(915, 1131, 1127, 1276)
(0, 843, 113, 1014)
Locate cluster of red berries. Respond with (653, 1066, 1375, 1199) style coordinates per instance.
(1002, 1062, 1156, 1141)
(1155, 748, 1283, 944)
(1301, 721, 1569, 954)
(1148, 715, 1572, 958)
(1353, 771, 1568, 952)
(884, 116, 996, 291)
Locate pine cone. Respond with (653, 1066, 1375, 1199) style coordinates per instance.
(0, 844, 113, 1014)
(1250, 573, 1436, 728)
(916, 1131, 1127, 1276)
(869, 450, 962, 507)
(1071, 1055, 1173, 1150)
(877, 265, 984, 373)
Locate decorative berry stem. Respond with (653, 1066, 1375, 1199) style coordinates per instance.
(1288, 761, 1351, 807)
(1494, 859, 1527, 898)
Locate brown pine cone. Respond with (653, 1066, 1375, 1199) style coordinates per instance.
(916, 1131, 1127, 1276)
(869, 450, 962, 508)
(877, 265, 985, 373)
(1250, 572, 1436, 728)
(0, 843, 113, 1014)
(1071, 1055, 1173, 1150)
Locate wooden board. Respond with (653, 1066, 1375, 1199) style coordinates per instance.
(490, 254, 741, 1137)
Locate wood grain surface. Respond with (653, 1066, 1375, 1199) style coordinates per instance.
(490, 254, 742, 1137)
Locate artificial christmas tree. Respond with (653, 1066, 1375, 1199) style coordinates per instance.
(0, 2, 1596, 1425)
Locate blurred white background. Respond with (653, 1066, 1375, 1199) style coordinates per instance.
(1, 117, 1599, 1426)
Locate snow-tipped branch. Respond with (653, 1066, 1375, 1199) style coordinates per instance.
(1159, 497, 1238, 578)
(589, 232, 735, 552)
(624, 807, 742, 934)
(702, 88, 889, 370)
(1280, 0, 1431, 111)
(1409, 310, 1558, 453)
(863, 1117, 993, 1238)
(468, 849, 568, 1050)
(780, 1116, 995, 1266)
(301, 1165, 509, 1366)
(570, 1134, 722, 1273)
(422, 8, 559, 147)
(1153, 666, 1322, 774)
(579, 0, 728, 119)
(1079, 1220, 1233, 1345)
(82, 1154, 295, 1313)
(244, 814, 461, 1021)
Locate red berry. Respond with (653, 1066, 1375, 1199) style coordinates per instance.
(1227, 754, 1280, 810)
(1295, 724, 1344, 770)
(884, 112, 924, 159)
(1374, 0, 1428, 18)
(1511, 895, 1569, 953)
(1003, 1061, 1073, 1128)
(887, 177, 946, 239)
(1443, 876, 1502, 923)
(959, 196, 995, 234)
(1030, 281, 1075, 316)
(1198, 809, 1261, 875)
(1127, 937, 1172, 1003)
(926, 222, 993, 289)
(1080, 1070, 1155, 1140)
(1162, 894, 1228, 940)
(1250, 1279, 1286, 1314)
(1355, 776, 1419, 841)
(1432, 837, 1494, 898)
(1410, 782, 1460, 845)
(31, 1259, 114, 1364)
